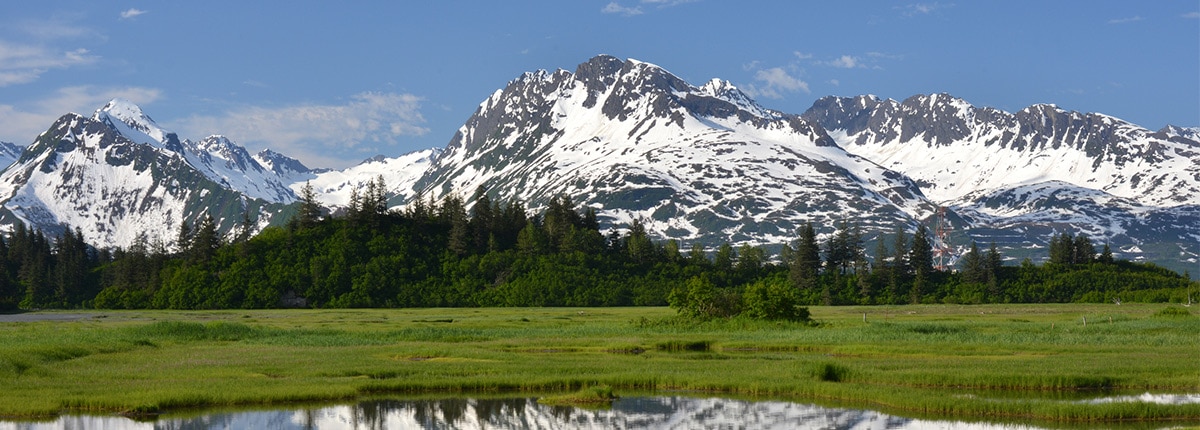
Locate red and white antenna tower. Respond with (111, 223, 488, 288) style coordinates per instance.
(933, 206, 954, 271)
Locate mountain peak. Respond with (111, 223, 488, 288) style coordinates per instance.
(574, 54, 625, 81)
(95, 98, 148, 119)
(92, 98, 174, 147)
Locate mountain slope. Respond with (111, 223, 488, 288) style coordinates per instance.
(0, 142, 24, 169)
(300, 149, 438, 209)
(802, 94, 1200, 269)
(414, 55, 938, 245)
(802, 94, 1200, 207)
(0, 109, 291, 249)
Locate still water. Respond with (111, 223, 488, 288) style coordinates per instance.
(2, 395, 1197, 430)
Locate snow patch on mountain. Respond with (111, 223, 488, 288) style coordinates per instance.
(183, 135, 297, 203)
(299, 148, 439, 208)
(92, 98, 175, 149)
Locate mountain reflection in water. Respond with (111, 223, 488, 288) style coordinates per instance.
(2, 395, 1194, 430)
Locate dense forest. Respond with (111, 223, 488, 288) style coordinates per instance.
(0, 182, 1195, 318)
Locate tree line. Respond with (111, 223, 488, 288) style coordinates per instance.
(0, 183, 1194, 317)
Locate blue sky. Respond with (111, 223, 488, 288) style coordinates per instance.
(1, 1, 1197, 169)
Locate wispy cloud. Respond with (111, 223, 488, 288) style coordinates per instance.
(793, 51, 813, 60)
(0, 86, 162, 143)
(642, 0, 698, 7)
(1184, 12, 1200, 19)
(741, 67, 810, 100)
(824, 55, 864, 69)
(1107, 16, 1143, 24)
(174, 92, 429, 168)
(120, 8, 148, 19)
(0, 41, 98, 86)
(603, 0, 695, 16)
(602, 2, 643, 16)
(898, 2, 952, 17)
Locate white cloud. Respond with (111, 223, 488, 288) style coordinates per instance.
(742, 67, 809, 100)
(603, 0, 693, 16)
(174, 92, 429, 168)
(793, 51, 813, 60)
(899, 2, 952, 16)
(642, 0, 698, 7)
(0, 41, 98, 87)
(602, 2, 643, 16)
(826, 55, 863, 69)
(120, 8, 148, 19)
(829, 79, 840, 86)
(866, 51, 903, 60)
(1107, 16, 1143, 24)
(0, 86, 163, 143)
(1184, 12, 1200, 19)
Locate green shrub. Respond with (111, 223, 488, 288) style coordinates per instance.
(1152, 306, 1192, 318)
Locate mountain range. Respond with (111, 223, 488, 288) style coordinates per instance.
(1, 55, 1196, 272)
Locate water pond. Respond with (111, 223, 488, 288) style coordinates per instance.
(3, 394, 1197, 430)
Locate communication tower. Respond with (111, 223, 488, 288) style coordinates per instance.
(933, 206, 954, 271)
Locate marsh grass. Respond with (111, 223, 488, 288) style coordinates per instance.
(536, 385, 617, 408)
(0, 305, 1196, 424)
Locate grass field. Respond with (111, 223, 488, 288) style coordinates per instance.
(0, 304, 1197, 424)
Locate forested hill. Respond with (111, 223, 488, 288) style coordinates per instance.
(0, 189, 1195, 312)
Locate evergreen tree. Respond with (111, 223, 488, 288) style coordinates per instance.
(985, 242, 1004, 301)
(176, 219, 192, 254)
(664, 239, 681, 263)
(855, 258, 872, 303)
(888, 226, 909, 303)
(687, 243, 708, 266)
(1098, 243, 1115, 264)
(713, 242, 735, 272)
(908, 224, 933, 303)
(790, 222, 821, 291)
(236, 209, 255, 244)
(516, 222, 548, 255)
(295, 181, 323, 229)
(190, 213, 220, 263)
(1048, 232, 1074, 265)
(825, 220, 862, 275)
(442, 194, 470, 256)
(53, 228, 92, 306)
(1073, 234, 1096, 264)
(471, 187, 495, 254)
(625, 219, 657, 263)
(735, 244, 764, 280)
(961, 241, 985, 284)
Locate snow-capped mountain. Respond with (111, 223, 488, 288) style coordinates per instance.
(0, 142, 24, 168)
(1160, 125, 1200, 141)
(254, 148, 316, 182)
(92, 99, 300, 204)
(0, 97, 445, 249)
(300, 149, 438, 209)
(0, 111, 289, 249)
(802, 94, 1200, 268)
(0, 56, 1194, 272)
(414, 55, 937, 245)
(802, 94, 1200, 206)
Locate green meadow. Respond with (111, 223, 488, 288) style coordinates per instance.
(1, 304, 1197, 424)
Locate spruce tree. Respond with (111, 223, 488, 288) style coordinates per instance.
(790, 222, 821, 291)
(296, 181, 323, 229)
(908, 224, 933, 303)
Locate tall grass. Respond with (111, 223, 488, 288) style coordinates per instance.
(0, 305, 1196, 423)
